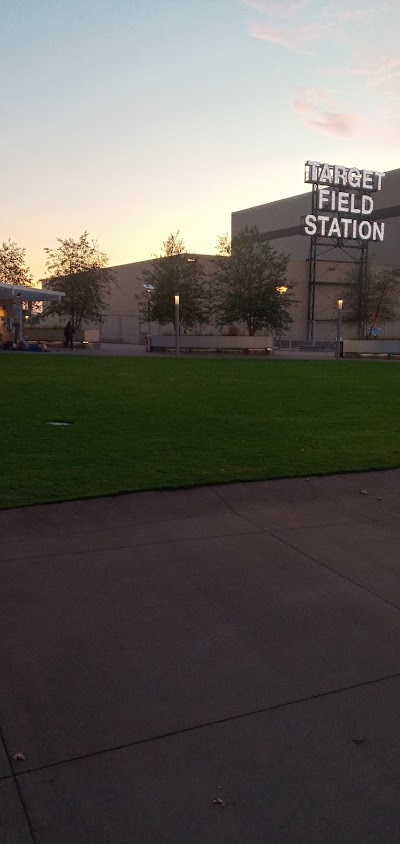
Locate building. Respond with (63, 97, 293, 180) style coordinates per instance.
(41, 165, 400, 345)
(232, 167, 400, 341)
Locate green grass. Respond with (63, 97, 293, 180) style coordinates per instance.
(3, 355, 400, 508)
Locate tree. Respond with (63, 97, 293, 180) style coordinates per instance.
(211, 226, 296, 335)
(136, 232, 209, 331)
(342, 263, 400, 338)
(0, 240, 33, 286)
(43, 232, 116, 328)
(216, 233, 231, 257)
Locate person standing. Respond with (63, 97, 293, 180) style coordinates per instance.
(64, 321, 75, 349)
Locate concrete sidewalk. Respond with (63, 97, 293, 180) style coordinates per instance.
(1, 469, 400, 842)
(53, 342, 336, 360)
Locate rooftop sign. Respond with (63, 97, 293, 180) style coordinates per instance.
(303, 161, 385, 242)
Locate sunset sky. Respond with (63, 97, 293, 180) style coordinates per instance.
(2, 0, 400, 282)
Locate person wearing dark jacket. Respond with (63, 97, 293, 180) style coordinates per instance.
(64, 321, 75, 349)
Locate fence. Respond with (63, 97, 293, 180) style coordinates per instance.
(274, 337, 335, 351)
(100, 315, 142, 344)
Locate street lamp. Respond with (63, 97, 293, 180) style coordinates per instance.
(143, 283, 155, 337)
(276, 285, 288, 348)
(335, 299, 343, 360)
(174, 294, 180, 357)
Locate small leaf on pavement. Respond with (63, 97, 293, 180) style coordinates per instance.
(12, 752, 26, 762)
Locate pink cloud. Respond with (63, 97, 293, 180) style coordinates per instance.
(241, 0, 400, 143)
(351, 57, 400, 83)
(293, 88, 360, 136)
(244, 2, 334, 50)
(293, 86, 340, 111)
(298, 22, 330, 40)
(249, 21, 294, 50)
(307, 111, 358, 136)
(241, 0, 309, 16)
(249, 21, 315, 53)
(337, 8, 366, 23)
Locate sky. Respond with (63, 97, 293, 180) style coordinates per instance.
(1, 0, 400, 282)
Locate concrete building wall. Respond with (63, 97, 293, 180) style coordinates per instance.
(99, 259, 150, 344)
(232, 168, 400, 262)
(100, 255, 220, 343)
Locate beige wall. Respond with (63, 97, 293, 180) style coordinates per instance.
(285, 258, 400, 342)
(44, 252, 400, 344)
(99, 255, 219, 343)
(43, 256, 220, 343)
(92, 253, 310, 342)
(99, 258, 149, 343)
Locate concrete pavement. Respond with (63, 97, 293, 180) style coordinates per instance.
(1, 469, 400, 842)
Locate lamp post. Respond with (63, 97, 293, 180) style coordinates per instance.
(143, 283, 155, 337)
(276, 285, 288, 349)
(174, 294, 180, 357)
(335, 299, 343, 359)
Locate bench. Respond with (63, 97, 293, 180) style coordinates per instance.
(148, 335, 273, 354)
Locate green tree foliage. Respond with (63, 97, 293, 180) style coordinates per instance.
(43, 232, 116, 328)
(136, 232, 209, 330)
(0, 240, 33, 286)
(211, 226, 296, 336)
(342, 263, 400, 338)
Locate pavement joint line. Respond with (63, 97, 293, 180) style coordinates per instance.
(238, 511, 399, 533)
(0, 506, 235, 546)
(1, 498, 398, 550)
(264, 528, 400, 614)
(12, 671, 400, 779)
(207, 488, 400, 595)
(211, 486, 242, 515)
(0, 527, 262, 565)
(0, 726, 37, 843)
(215, 505, 400, 613)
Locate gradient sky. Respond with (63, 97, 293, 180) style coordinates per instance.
(2, 0, 400, 281)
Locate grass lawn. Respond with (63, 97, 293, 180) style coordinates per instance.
(3, 355, 400, 509)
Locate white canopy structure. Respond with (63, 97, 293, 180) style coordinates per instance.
(0, 282, 63, 303)
(0, 282, 64, 346)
